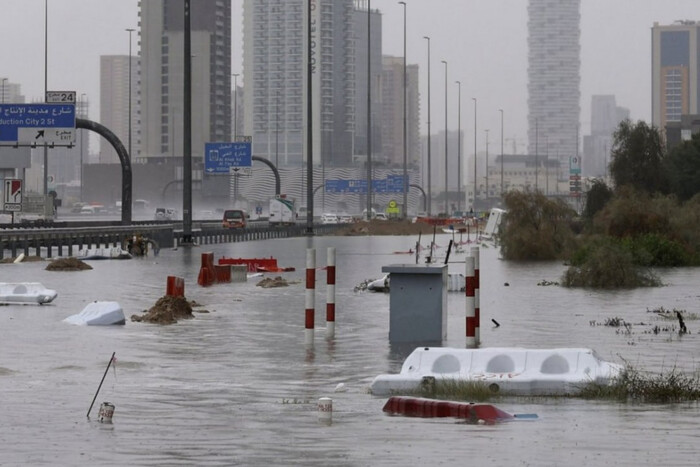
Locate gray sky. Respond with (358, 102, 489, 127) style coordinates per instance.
(2, 0, 698, 155)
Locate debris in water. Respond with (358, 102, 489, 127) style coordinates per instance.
(131, 295, 194, 324)
(256, 276, 289, 288)
(45, 257, 93, 271)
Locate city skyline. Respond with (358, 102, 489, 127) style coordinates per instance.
(1, 0, 699, 157)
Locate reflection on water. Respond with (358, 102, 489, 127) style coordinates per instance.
(1, 234, 700, 466)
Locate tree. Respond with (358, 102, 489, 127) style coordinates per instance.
(609, 119, 668, 194)
(582, 179, 613, 223)
(665, 132, 700, 202)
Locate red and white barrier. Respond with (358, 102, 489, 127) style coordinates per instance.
(166, 276, 185, 297)
(305, 248, 315, 346)
(326, 247, 336, 338)
(470, 246, 480, 343)
(465, 256, 476, 348)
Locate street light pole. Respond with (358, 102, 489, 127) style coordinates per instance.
(456, 80, 461, 214)
(399, 1, 407, 219)
(441, 60, 448, 215)
(485, 129, 489, 200)
(423, 36, 431, 216)
(472, 97, 477, 208)
(80, 93, 86, 201)
(43, 0, 48, 198)
(366, 0, 372, 220)
(499, 109, 504, 198)
(126, 28, 135, 160)
(232, 73, 239, 139)
(535, 117, 539, 192)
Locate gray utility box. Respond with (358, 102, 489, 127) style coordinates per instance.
(381, 264, 448, 343)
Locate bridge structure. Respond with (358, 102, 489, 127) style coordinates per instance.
(0, 222, 342, 260)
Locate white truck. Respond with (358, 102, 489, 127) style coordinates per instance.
(269, 196, 296, 226)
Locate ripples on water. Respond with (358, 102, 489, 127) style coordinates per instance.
(1, 234, 699, 466)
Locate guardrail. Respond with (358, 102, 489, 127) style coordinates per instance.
(0, 223, 343, 260)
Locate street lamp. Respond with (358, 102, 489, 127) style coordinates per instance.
(399, 1, 407, 219)
(499, 109, 504, 198)
(535, 117, 539, 192)
(456, 80, 461, 214)
(485, 129, 489, 200)
(80, 93, 87, 201)
(423, 36, 431, 216)
(366, 0, 372, 220)
(232, 73, 239, 139)
(126, 28, 135, 160)
(441, 59, 448, 215)
(472, 97, 477, 207)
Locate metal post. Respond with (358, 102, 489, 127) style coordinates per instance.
(535, 117, 538, 192)
(232, 73, 239, 139)
(485, 129, 489, 200)
(366, 1, 372, 221)
(499, 109, 504, 198)
(182, 0, 193, 243)
(80, 94, 87, 201)
(456, 81, 461, 214)
(43, 0, 48, 198)
(423, 36, 431, 216)
(472, 97, 476, 207)
(306, 0, 314, 233)
(126, 28, 135, 160)
(399, 1, 407, 219)
(441, 60, 448, 215)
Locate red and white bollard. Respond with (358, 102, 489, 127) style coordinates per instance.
(470, 246, 481, 343)
(305, 248, 315, 346)
(326, 247, 336, 338)
(465, 256, 476, 348)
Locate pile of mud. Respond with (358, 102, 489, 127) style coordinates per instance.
(45, 257, 93, 271)
(256, 276, 289, 288)
(131, 295, 195, 325)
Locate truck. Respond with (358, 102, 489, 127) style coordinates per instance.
(269, 195, 295, 226)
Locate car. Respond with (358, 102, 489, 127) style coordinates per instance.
(375, 212, 388, 221)
(321, 213, 339, 224)
(338, 213, 354, 224)
(222, 209, 247, 229)
(155, 207, 178, 220)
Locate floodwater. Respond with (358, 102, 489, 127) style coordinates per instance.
(1, 234, 699, 466)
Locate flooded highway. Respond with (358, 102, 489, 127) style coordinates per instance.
(1, 234, 699, 466)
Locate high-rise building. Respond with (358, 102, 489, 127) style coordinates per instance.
(582, 95, 629, 178)
(99, 55, 139, 163)
(0, 78, 25, 104)
(381, 57, 420, 169)
(527, 0, 581, 167)
(242, 0, 357, 167)
(652, 21, 700, 131)
(139, 0, 231, 160)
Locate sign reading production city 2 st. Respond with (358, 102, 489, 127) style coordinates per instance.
(0, 103, 76, 145)
(204, 141, 253, 174)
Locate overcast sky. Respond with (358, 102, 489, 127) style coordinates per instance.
(2, 0, 698, 155)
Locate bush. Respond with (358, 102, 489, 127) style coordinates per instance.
(562, 239, 661, 288)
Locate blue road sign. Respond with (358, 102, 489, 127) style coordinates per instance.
(0, 104, 76, 144)
(386, 174, 406, 193)
(204, 142, 253, 174)
(325, 179, 350, 193)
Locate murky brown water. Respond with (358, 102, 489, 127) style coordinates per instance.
(1, 234, 699, 466)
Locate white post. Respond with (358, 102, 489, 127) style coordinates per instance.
(305, 248, 315, 346)
(326, 247, 336, 338)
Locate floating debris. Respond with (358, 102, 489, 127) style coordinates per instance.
(537, 279, 559, 286)
(256, 276, 289, 288)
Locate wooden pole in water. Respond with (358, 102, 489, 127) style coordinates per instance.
(87, 352, 115, 418)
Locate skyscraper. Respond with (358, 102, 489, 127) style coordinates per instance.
(99, 55, 139, 164)
(527, 0, 580, 167)
(243, 0, 356, 167)
(652, 21, 700, 131)
(139, 0, 231, 160)
(582, 95, 629, 178)
(381, 57, 420, 168)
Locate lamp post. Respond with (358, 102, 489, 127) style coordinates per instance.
(398, 2, 407, 219)
(1, 78, 7, 103)
(485, 129, 489, 200)
(423, 36, 431, 216)
(456, 80, 461, 214)
(366, 0, 372, 220)
(472, 97, 477, 207)
(43, 0, 48, 197)
(80, 93, 86, 201)
(441, 60, 448, 215)
(535, 117, 539, 192)
(499, 109, 504, 198)
(126, 28, 135, 160)
(232, 73, 239, 139)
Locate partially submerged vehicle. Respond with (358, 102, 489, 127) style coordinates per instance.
(64, 301, 126, 325)
(0, 283, 57, 305)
